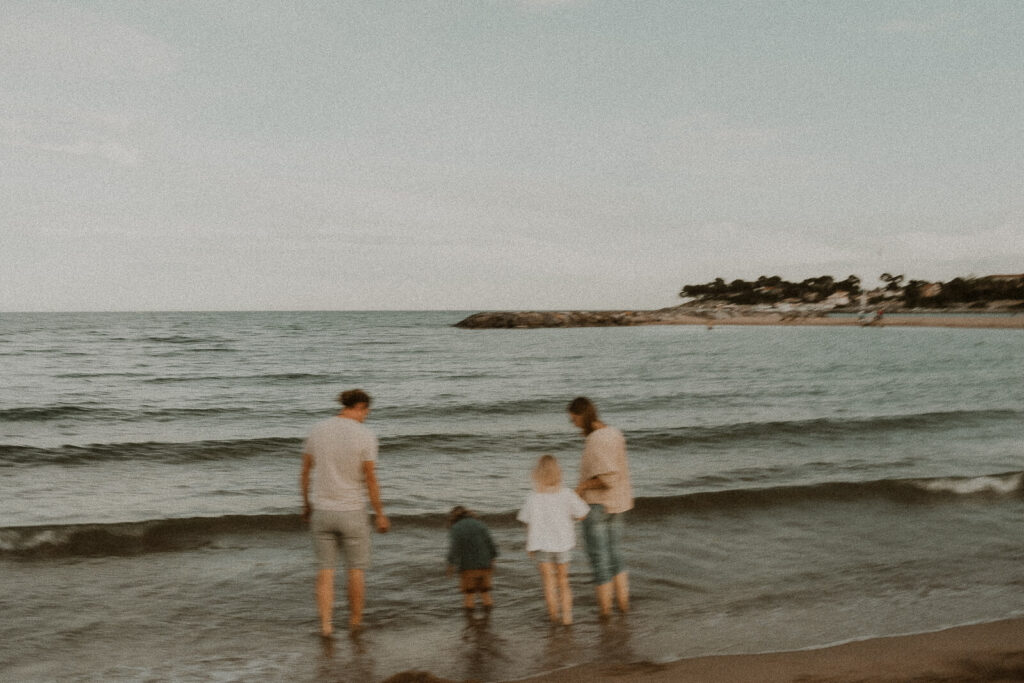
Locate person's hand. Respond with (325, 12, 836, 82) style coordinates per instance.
(375, 513, 390, 533)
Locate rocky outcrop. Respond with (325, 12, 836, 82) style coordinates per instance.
(452, 304, 849, 329)
(454, 306, 710, 329)
(454, 304, 1024, 329)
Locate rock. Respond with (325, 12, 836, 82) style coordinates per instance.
(454, 308, 688, 329)
(452, 304, 843, 329)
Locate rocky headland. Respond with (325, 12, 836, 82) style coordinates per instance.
(455, 273, 1024, 329)
(453, 307, 699, 329)
(454, 304, 1024, 329)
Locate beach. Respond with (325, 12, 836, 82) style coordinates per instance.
(518, 618, 1024, 683)
(694, 313, 1024, 329)
(3, 311, 1022, 681)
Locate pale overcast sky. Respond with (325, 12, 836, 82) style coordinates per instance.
(2, 1, 1022, 311)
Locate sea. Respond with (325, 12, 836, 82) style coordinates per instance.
(2, 311, 1022, 682)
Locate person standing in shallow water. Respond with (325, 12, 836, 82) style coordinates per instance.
(567, 396, 634, 616)
(446, 506, 499, 612)
(301, 389, 389, 636)
(517, 454, 591, 625)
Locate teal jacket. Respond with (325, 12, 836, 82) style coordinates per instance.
(447, 517, 498, 571)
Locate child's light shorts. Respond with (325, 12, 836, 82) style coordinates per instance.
(532, 550, 572, 565)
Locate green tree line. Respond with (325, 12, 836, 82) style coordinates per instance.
(680, 274, 1024, 308)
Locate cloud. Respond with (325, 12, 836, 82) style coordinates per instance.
(0, 4, 178, 168)
(510, 0, 588, 11)
(0, 2, 180, 83)
(877, 19, 936, 35)
(1, 117, 140, 166)
(876, 10, 965, 37)
(681, 222, 860, 275)
(871, 218, 1024, 278)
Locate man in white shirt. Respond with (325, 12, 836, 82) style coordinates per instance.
(301, 389, 389, 636)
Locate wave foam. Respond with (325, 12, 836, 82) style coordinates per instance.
(4, 471, 1019, 560)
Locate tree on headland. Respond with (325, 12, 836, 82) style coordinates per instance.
(680, 274, 850, 306)
(838, 275, 862, 295)
(901, 280, 932, 308)
(879, 273, 905, 291)
(679, 273, 1024, 309)
(928, 275, 1024, 307)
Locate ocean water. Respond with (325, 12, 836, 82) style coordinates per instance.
(1, 311, 1022, 682)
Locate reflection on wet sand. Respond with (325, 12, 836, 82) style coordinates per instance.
(457, 608, 511, 681)
(316, 628, 377, 682)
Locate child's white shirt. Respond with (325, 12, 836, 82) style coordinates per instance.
(517, 487, 591, 552)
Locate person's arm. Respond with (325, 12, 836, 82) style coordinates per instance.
(446, 530, 456, 576)
(300, 452, 314, 522)
(576, 430, 619, 496)
(572, 489, 593, 520)
(487, 528, 498, 566)
(362, 460, 390, 533)
(576, 472, 614, 496)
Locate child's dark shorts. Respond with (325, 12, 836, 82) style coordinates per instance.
(460, 568, 493, 594)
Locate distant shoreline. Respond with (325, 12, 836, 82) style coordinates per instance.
(454, 308, 1024, 330)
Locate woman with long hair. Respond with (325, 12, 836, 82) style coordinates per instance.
(567, 396, 634, 616)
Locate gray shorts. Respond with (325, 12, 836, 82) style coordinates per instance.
(311, 509, 371, 571)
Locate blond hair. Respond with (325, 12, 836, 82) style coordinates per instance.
(532, 454, 562, 493)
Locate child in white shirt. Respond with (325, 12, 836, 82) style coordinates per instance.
(516, 454, 591, 624)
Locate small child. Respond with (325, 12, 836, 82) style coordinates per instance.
(516, 454, 591, 625)
(446, 506, 499, 611)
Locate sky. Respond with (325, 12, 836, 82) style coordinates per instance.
(2, 1, 1023, 312)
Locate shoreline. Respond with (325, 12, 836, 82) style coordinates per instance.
(696, 313, 1024, 329)
(514, 617, 1024, 683)
(455, 309, 1024, 329)
(381, 618, 1024, 682)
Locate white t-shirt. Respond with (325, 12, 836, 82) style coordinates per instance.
(517, 487, 591, 553)
(303, 416, 378, 512)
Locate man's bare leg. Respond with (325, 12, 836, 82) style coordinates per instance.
(316, 569, 335, 636)
(595, 582, 613, 617)
(347, 568, 365, 629)
(613, 571, 630, 613)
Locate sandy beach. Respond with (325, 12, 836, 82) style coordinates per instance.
(382, 618, 1024, 683)
(692, 314, 1024, 329)
(514, 618, 1024, 683)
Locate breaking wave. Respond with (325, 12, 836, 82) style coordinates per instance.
(4, 471, 1019, 559)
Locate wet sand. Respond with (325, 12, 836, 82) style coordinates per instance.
(381, 619, 1024, 682)
(518, 618, 1024, 683)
